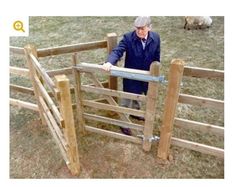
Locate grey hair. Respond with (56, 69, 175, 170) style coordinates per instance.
(134, 16, 152, 28)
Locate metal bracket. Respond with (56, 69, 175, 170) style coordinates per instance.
(110, 69, 165, 83)
(137, 135, 160, 142)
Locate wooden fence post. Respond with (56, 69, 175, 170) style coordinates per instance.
(72, 53, 85, 135)
(143, 62, 160, 151)
(24, 44, 46, 125)
(55, 74, 80, 176)
(106, 33, 118, 91)
(157, 59, 184, 160)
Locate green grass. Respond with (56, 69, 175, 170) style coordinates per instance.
(10, 16, 224, 178)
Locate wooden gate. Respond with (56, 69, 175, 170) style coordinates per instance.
(23, 44, 80, 175)
(72, 58, 162, 151)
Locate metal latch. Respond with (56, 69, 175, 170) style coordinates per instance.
(110, 68, 166, 83)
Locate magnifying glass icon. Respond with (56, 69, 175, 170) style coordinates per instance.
(13, 20, 25, 32)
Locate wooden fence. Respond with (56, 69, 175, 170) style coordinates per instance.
(10, 32, 224, 176)
(10, 33, 118, 175)
(157, 60, 224, 160)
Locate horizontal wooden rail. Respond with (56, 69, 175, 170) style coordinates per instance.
(10, 40, 107, 57)
(47, 67, 72, 77)
(10, 46, 24, 55)
(81, 85, 147, 102)
(10, 84, 56, 99)
(84, 113, 144, 131)
(37, 40, 107, 57)
(178, 94, 224, 110)
(171, 137, 224, 158)
(10, 66, 29, 77)
(174, 117, 224, 136)
(183, 66, 224, 80)
(10, 84, 34, 95)
(85, 125, 142, 144)
(10, 98, 38, 111)
(83, 100, 145, 118)
(10, 66, 73, 78)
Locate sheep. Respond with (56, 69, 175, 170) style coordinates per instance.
(184, 16, 212, 30)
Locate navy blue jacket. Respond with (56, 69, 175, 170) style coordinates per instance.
(107, 31, 161, 94)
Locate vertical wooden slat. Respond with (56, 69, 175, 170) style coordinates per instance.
(106, 33, 118, 91)
(72, 53, 85, 134)
(143, 62, 160, 151)
(157, 59, 185, 160)
(24, 44, 46, 125)
(28, 45, 45, 86)
(55, 74, 80, 176)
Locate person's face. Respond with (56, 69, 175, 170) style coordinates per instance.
(135, 25, 150, 39)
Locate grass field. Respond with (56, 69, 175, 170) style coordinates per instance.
(10, 16, 224, 178)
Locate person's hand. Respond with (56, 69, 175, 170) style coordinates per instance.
(102, 62, 113, 71)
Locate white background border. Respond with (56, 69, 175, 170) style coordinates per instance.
(1, 0, 233, 186)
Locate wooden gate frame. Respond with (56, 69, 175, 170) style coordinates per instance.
(72, 58, 162, 151)
(24, 44, 80, 175)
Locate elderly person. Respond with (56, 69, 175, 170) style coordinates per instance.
(102, 16, 161, 135)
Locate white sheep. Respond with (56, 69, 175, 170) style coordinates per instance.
(184, 16, 213, 30)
